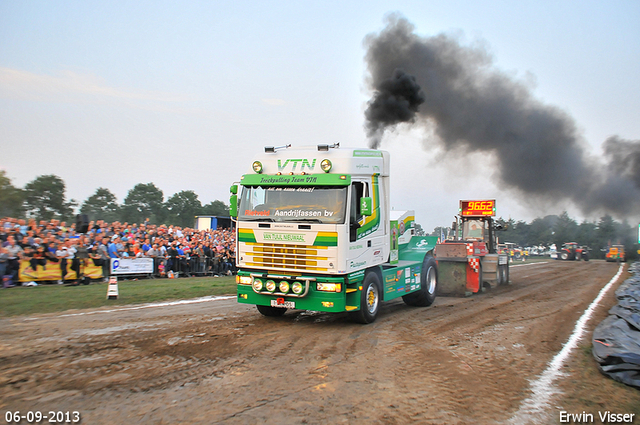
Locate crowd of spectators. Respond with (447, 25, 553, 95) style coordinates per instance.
(0, 217, 236, 286)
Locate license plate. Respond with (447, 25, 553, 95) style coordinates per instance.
(271, 299, 295, 308)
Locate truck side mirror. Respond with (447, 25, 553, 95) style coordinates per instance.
(229, 195, 238, 217)
(229, 184, 238, 217)
(360, 197, 372, 216)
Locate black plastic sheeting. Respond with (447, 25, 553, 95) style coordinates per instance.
(592, 262, 640, 388)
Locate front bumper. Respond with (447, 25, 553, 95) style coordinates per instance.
(236, 270, 350, 312)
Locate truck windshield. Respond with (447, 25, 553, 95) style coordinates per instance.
(238, 186, 347, 224)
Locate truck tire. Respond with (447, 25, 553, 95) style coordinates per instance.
(496, 265, 503, 285)
(402, 255, 437, 307)
(351, 272, 381, 324)
(256, 305, 287, 317)
(583, 253, 589, 261)
(560, 251, 569, 261)
(575, 252, 582, 261)
(500, 265, 510, 285)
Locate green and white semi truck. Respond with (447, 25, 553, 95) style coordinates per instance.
(230, 144, 438, 323)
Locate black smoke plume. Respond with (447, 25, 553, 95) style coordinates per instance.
(364, 14, 640, 217)
(365, 68, 425, 148)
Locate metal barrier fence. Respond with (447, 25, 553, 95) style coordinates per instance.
(157, 256, 236, 278)
(14, 256, 236, 282)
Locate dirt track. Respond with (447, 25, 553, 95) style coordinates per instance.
(1, 260, 638, 424)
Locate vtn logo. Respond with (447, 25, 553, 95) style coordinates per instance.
(277, 159, 316, 172)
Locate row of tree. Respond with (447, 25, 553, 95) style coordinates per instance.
(0, 171, 229, 228)
(2, 171, 638, 259)
(430, 212, 639, 260)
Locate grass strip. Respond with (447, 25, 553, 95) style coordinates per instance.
(0, 276, 237, 317)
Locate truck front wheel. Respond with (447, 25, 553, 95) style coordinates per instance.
(256, 305, 287, 317)
(350, 272, 381, 324)
(403, 256, 437, 307)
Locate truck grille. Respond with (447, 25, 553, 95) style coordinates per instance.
(242, 242, 330, 271)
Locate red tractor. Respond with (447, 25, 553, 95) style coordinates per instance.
(557, 242, 589, 261)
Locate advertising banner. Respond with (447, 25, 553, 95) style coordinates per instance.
(110, 258, 153, 275)
(18, 260, 103, 282)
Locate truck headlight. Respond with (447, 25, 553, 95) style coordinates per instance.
(279, 280, 290, 293)
(252, 161, 263, 173)
(265, 280, 276, 292)
(320, 159, 332, 173)
(292, 281, 304, 294)
(252, 279, 263, 292)
(238, 275, 252, 285)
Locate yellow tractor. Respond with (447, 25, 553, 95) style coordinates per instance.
(605, 245, 626, 262)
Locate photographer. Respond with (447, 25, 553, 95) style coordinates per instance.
(4, 235, 24, 282)
(56, 241, 70, 285)
(166, 242, 179, 275)
(211, 245, 224, 276)
(90, 236, 110, 282)
(145, 243, 163, 276)
(68, 239, 82, 283)
(191, 242, 205, 275)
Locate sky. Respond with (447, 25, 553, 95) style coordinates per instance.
(1, 0, 639, 232)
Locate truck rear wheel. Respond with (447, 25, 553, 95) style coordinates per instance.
(256, 305, 287, 317)
(350, 272, 381, 324)
(403, 255, 437, 307)
(560, 251, 569, 260)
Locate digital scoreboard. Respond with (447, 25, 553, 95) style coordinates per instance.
(460, 200, 496, 217)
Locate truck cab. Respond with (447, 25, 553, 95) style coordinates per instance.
(230, 144, 439, 323)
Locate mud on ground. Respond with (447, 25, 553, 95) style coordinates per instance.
(1, 260, 637, 424)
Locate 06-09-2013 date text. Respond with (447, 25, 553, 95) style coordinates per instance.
(4, 411, 81, 424)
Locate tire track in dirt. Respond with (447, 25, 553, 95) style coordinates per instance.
(0, 260, 625, 424)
